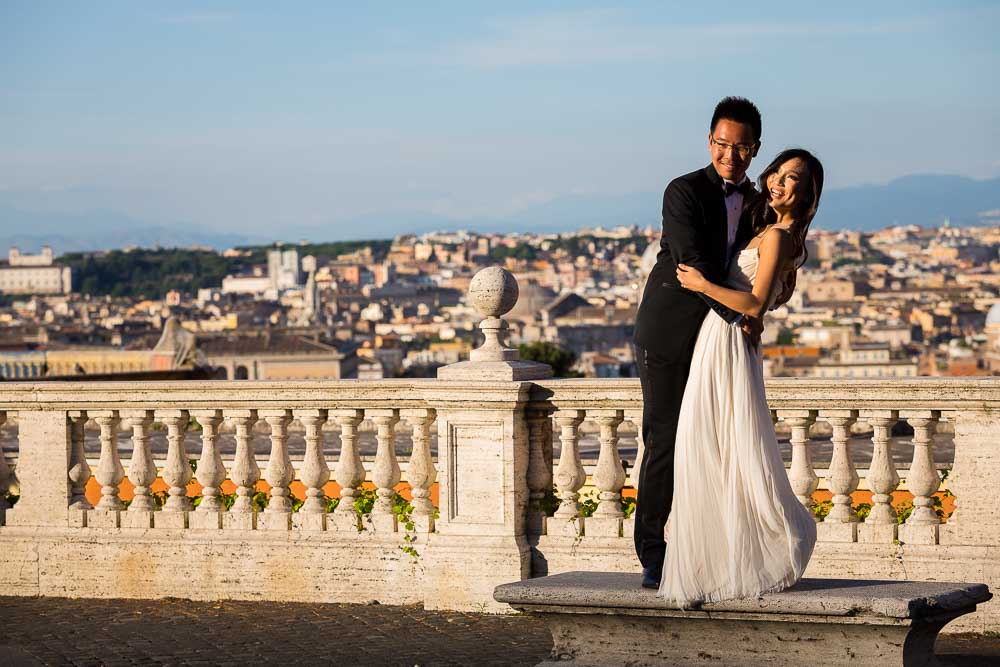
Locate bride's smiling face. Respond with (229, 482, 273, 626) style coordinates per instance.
(766, 158, 809, 214)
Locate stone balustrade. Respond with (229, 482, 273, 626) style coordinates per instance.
(0, 376, 998, 632)
(1, 265, 999, 633)
(525, 376, 1000, 635)
(0, 381, 439, 533)
(525, 378, 979, 548)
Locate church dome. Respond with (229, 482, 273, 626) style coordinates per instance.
(987, 302, 1000, 327)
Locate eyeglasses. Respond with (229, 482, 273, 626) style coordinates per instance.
(711, 137, 756, 159)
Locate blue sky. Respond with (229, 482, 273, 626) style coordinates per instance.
(1, 1, 998, 237)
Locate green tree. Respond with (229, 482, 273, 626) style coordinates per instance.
(518, 341, 581, 378)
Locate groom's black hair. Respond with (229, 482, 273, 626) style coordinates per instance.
(710, 97, 762, 143)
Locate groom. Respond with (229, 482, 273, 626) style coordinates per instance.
(633, 97, 763, 589)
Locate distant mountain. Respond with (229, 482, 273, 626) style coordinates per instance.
(814, 174, 1000, 230)
(485, 174, 1000, 233)
(495, 191, 660, 233)
(277, 210, 465, 243)
(1, 174, 997, 253)
(0, 204, 259, 254)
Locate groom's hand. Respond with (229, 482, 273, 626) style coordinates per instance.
(741, 316, 763, 348)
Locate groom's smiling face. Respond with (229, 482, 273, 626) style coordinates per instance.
(708, 118, 759, 183)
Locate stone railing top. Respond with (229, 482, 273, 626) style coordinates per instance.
(0, 376, 999, 412)
(528, 376, 1000, 411)
(0, 379, 432, 410)
(494, 571, 993, 619)
(0, 378, 541, 411)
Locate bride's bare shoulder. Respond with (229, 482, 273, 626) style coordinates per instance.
(758, 225, 795, 259)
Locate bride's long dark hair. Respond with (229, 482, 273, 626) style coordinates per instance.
(747, 148, 824, 306)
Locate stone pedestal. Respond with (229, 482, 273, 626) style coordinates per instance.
(88, 509, 121, 529)
(941, 409, 1000, 547)
(5, 411, 72, 528)
(188, 511, 223, 530)
(437, 360, 551, 382)
(122, 510, 156, 529)
(545, 516, 584, 538)
(259, 511, 292, 531)
(422, 379, 539, 612)
(816, 521, 857, 543)
(583, 517, 621, 538)
(858, 522, 897, 544)
(291, 512, 324, 531)
(898, 523, 938, 545)
(328, 509, 361, 532)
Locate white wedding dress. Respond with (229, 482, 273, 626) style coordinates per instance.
(658, 245, 817, 605)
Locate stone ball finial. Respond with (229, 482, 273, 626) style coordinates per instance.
(468, 266, 519, 318)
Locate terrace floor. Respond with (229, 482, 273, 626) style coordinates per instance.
(2, 597, 999, 666)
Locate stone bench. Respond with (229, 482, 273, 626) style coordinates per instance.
(494, 571, 992, 667)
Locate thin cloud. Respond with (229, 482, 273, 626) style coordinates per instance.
(362, 8, 939, 69)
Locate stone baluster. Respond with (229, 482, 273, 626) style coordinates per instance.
(261, 409, 294, 531)
(67, 411, 91, 511)
(90, 410, 124, 528)
(551, 409, 586, 537)
(588, 409, 625, 537)
(779, 410, 818, 520)
(401, 408, 437, 532)
(368, 409, 401, 532)
(525, 408, 554, 535)
(625, 409, 644, 492)
(154, 410, 191, 529)
(329, 408, 364, 531)
(816, 410, 859, 542)
(122, 410, 156, 529)
(225, 410, 259, 530)
(899, 410, 941, 545)
(858, 410, 900, 543)
(189, 410, 225, 530)
(0, 411, 11, 523)
(294, 409, 328, 531)
(623, 409, 643, 536)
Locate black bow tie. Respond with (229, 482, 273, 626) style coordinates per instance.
(723, 181, 754, 197)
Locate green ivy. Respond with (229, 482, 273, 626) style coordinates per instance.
(810, 497, 950, 524)
(350, 488, 420, 557)
(535, 489, 635, 519)
(533, 488, 560, 516)
(121, 490, 169, 510)
(812, 499, 834, 521)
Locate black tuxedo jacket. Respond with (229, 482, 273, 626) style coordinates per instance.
(634, 164, 755, 361)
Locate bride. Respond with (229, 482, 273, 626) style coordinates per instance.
(658, 148, 824, 606)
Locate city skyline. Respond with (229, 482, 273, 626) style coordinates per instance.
(2, 1, 999, 242)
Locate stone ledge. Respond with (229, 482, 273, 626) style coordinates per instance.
(437, 360, 552, 381)
(495, 572, 993, 667)
(494, 571, 991, 620)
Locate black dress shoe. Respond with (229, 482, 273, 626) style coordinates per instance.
(641, 566, 661, 589)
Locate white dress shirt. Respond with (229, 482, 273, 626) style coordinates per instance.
(722, 175, 750, 324)
(722, 176, 749, 256)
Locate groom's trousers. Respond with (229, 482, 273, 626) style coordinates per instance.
(633, 340, 699, 571)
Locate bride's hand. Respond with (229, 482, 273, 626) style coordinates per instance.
(676, 264, 708, 293)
